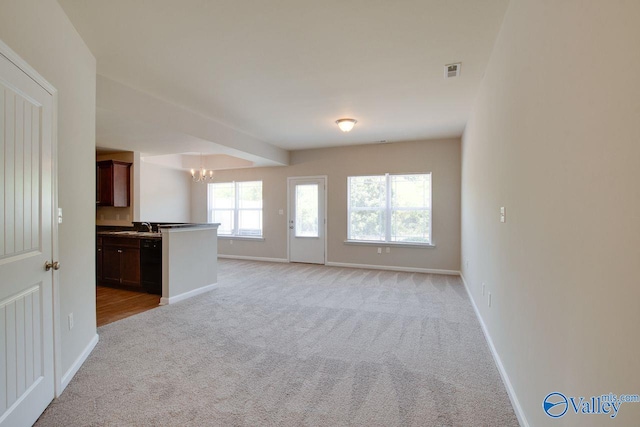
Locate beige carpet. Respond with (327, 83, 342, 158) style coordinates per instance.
(36, 259, 518, 426)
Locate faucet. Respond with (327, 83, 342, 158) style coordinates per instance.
(141, 222, 153, 233)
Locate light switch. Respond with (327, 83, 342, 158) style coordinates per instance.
(58, 208, 63, 224)
(500, 206, 506, 223)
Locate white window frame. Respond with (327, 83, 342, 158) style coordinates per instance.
(347, 173, 432, 246)
(207, 181, 263, 238)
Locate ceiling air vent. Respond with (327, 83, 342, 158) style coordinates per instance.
(444, 63, 461, 79)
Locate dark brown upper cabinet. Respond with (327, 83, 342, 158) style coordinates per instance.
(96, 160, 132, 207)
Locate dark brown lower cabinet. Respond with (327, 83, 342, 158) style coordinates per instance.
(96, 237, 103, 281)
(120, 247, 141, 286)
(100, 237, 141, 290)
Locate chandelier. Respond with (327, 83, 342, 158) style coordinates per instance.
(191, 154, 214, 183)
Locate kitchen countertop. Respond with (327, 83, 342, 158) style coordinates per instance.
(158, 223, 219, 230)
(97, 224, 219, 240)
(97, 231, 161, 239)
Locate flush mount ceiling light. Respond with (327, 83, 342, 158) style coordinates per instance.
(336, 118, 357, 132)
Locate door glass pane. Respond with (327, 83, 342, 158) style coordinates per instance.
(295, 184, 319, 237)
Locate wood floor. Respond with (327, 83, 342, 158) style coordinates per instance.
(96, 286, 160, 327)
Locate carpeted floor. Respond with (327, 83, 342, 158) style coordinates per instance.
(36, 259, 518, 426)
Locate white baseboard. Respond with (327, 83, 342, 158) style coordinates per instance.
(460, 273, 528, 427)
(59, 333, 99, 396)
(218, 254, 288, 263)
(326, 261, 460, 276)
(160, 282, 218, 305)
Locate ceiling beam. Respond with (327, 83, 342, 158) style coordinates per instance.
(97, 75, 289, 166)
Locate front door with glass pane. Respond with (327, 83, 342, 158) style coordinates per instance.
(288, 177, 326, 264)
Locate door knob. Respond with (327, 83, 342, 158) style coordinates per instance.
(45, 261, 61, 271)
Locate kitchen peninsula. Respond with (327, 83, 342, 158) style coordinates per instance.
(97, 223, 219, 305)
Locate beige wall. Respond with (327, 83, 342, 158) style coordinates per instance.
(461, 1, 640, 425)
(140, 161, 191, 223)
(0, 0, 97, 378)
(193, 139, 461, 272)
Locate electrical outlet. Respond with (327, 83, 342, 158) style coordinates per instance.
(229, 240, 233, 245)
(68, 313, 74, 330)
(278, 209, 284, 215)
(482, 282, 485, 296)
(385, 247, 390, 254)
(377, 247, 382, 254)
(488, 292, 492, 307)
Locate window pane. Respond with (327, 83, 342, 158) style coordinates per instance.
(212, 210, 234, 235)
(391, 174, 431, 208)
(209, 182, 235, 209)
(349, 176, 386, 208)
(295, 184, 319, 237)
(348, 173, 432, 244)
(349, 210, 386, 241)
(238, 181, 262, 209)
(391, 210, 430, 243)
(207, 181, 263, 237)
(238, 210, 262, 236)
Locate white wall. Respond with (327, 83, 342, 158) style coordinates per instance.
(140, 160, 191, 223)
(193, 138, 461, 272)
(161, 226, 218, 304)
(461, 1, 640, 425)
(0, 0, 97, 379)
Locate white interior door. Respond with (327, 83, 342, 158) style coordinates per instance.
(0, 50, 55, 426)
(288, 177, 326, 264)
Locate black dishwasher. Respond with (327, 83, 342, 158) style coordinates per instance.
(140, 239, 162, 295)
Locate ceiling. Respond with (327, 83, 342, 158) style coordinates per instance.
(59, 0, 509, 159)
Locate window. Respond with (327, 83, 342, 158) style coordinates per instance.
(348, 173, 431, 244)
(208, 181, 263, 237)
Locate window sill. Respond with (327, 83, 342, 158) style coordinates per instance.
(344, 240, 435, 248)
(218, 236, 265, 241)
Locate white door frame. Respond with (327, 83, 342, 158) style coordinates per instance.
(0, 40, 62, 397)
(287, 175, 327, 264)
